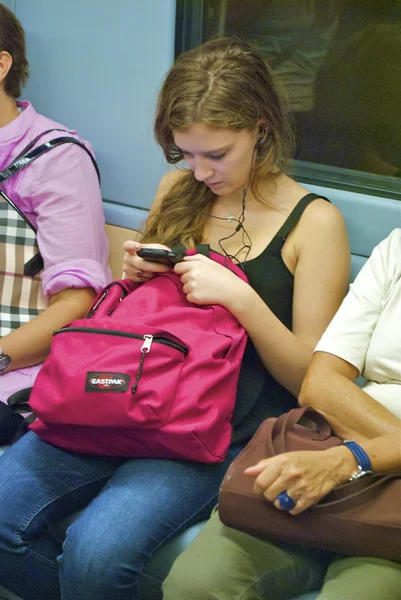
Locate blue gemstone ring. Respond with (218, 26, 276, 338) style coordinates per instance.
(277, 491, 296, 511)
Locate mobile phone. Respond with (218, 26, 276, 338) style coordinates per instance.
(137, 248, 184, 266)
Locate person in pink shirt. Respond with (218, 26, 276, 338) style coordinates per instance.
(0, 4, 111, 412)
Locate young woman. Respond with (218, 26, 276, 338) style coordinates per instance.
(0, 4, 110, 414)
(0, 37, 349, 600)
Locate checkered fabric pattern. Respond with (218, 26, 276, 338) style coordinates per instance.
(0, 198, 47, 336)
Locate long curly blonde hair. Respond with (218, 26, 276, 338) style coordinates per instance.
(142, 37, 294, 248)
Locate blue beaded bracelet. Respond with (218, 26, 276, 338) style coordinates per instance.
(343, 440, 373, 472)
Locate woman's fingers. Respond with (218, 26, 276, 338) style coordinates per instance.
(122, 242, 172, 279)
(123, 240, 142, 254)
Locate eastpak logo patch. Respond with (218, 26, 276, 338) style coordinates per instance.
(85, 372, 130, 392)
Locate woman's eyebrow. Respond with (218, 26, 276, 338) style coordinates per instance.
(179, 145, 229, 155)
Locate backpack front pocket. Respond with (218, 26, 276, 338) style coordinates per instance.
(32, 326, 188, 429)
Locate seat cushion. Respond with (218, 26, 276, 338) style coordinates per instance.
(139, 522, 206, 598)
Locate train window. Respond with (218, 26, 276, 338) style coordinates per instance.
(175, 1, 401, 200)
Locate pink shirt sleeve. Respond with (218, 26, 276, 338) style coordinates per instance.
(17, 137, 111, 296)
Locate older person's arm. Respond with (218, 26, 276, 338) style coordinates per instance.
(363, 430, 401, 473)
(298, 352, 401, 443)
(299, 230, 401, 442)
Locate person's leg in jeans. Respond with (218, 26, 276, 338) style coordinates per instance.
(0, 432, 120, 600)
(318, 556, 401, 600)
(59, 445, 243, 600)
(163, 509, 330, 600)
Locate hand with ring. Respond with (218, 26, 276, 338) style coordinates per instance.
(122, 241, 172, 282)
(244, 447, 358, 515)
(276, 491, 297, 511)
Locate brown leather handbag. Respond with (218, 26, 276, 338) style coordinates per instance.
(219, 407, 401, 561)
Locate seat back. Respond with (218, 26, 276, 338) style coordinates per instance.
(105, 223, 141, 280)
(307, 185, 401, 282)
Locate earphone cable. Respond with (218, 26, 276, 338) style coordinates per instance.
(201, 140, 258, 272)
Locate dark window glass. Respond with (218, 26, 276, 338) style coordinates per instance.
(175, 0, 401, 197)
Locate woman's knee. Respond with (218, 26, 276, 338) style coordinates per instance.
(163, 550, 242, 600)
(59, 513, 143, 595)
(163, 511, 329, 600)
(320, 556, 401, 600)
(163, 512, 266, 600)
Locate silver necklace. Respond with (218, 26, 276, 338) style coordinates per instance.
(221, 199, 236, 222)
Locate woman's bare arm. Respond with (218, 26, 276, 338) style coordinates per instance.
(299, 352, 401, 442)
(228, 200, 350, 397)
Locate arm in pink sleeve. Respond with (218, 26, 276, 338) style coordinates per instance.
(19, 138, 111, 295)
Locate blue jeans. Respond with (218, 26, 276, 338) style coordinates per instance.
(0, 432, 243, 600)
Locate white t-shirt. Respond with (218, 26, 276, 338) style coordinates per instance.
(315, 228, 401, 418)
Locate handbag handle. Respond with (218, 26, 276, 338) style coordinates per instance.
(314, 473, 401, 513)
(0, 132, 100, 185)
(270, 406, 339, 456)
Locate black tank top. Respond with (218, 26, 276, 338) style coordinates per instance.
(232, 192, 327, 443)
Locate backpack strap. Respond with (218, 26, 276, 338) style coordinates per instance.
(7, 387, 33, 412)
(171, 243, 211, 258)
(171, 243, 248, 283)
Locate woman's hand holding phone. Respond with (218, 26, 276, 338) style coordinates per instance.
(122, 241, 178, 282)
(137, 248, 183, 266)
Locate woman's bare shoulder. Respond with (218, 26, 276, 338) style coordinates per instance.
(278, 178, 349, 260)
(292, 190, 349, 265)
(300, 194, 346, 230)
(280, 177, 345, 229)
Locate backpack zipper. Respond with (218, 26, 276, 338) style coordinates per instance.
(132, 334, 152, 394)
(53, 327, 188, 354)
(86, 282, 129, 318)
(53, 328, 188, 395)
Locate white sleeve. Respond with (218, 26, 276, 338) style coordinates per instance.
(314, 233, 393, 374)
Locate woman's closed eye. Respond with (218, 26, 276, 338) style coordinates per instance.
(206, 152, 226, 160)
(181, 151, 226, 161)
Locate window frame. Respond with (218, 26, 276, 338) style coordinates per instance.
(174, 0, 401, 201)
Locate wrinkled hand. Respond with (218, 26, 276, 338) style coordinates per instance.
(122, 241, 171, 282)
(174, 254, 248, 308)
(244, 446, 358, 515)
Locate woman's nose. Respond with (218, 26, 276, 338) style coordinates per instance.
(193, 163, 214, 182)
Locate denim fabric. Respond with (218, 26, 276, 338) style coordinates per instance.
(0, 432, 243, 600)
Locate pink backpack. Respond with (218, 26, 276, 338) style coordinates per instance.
(29, 248, 248, 463)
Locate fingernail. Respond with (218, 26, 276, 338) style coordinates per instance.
(133, 242, 140, 250)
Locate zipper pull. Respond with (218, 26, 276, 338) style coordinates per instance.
(132, 335, 153, 394)
(107, 289, 128, 315)
(141, 334, 153, 353)
(86, 289, 109, 318)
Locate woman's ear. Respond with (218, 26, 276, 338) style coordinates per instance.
(0, 51, 13, 88)
(256, 120, 268, 144)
